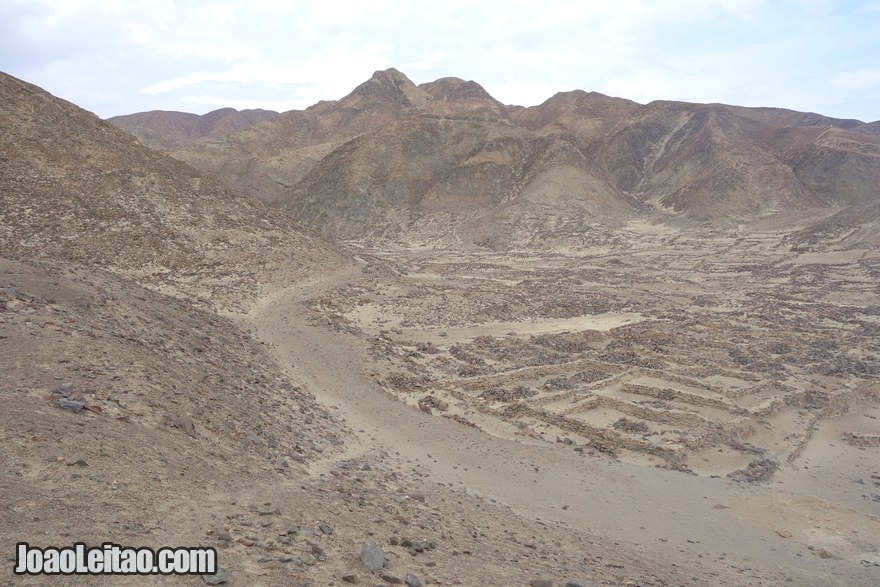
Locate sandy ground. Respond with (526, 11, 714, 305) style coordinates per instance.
(242, 243, 880, 586)
(3, 226, 878, 586)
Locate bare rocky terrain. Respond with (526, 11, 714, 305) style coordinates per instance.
(134, 68, 880, 250)
(2, 69, 880, 586)
(107, 108, 279, 151)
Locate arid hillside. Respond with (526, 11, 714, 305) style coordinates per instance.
(124, 68, 880, 247)
(3, 71, 879, 586)
(0, 72, 345, 308)
(107, 107, 279, 150)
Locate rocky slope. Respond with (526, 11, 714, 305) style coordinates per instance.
(136, 68, 880, 248)
(0, 72, 345, 308)
(788, 197, 880, 250)
(107, 107, 279, 150)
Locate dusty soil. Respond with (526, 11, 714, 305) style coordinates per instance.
(2, 221, 879, 586)
(246, 223, 880, 585)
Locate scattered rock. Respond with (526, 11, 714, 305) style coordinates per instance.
(212, 528, 232, 545)
(612, 417, 649, 434)
(163, 415, 196, 438)
(58, 398, 85, 412)
(360, 538, 385, 570)
(566, 580, 596, 587)
(531, 580, 553, 587)
(202, 567, 228, 585)
(405, 573, 422, 587)
(381, 573, 402, 584)
(775, 529, 793, 538)
(318, 522, 334, 534)
(57, 382, 74, 397)
(342, 571, 358, 583)
(418, 395, 450, 414)
(238, 538, 255, 547)
(727, 458, 778, 483)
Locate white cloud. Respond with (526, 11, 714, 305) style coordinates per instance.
(2, 0, 878, 120)
(180, 94, 303, 112)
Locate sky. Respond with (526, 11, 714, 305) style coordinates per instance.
(2, 0, 879, 121)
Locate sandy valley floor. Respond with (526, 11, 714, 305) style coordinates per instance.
(239, 223, 880, 585)
(3, 223, 878, 586)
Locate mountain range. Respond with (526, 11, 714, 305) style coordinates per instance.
(107, 68, 880, 249)
(108, 107, 279, 150)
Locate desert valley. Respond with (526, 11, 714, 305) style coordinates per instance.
(1, 68, 879, 586)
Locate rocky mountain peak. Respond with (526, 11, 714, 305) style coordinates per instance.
(344, 67, 431, 110)
(418, 77, 508, 119)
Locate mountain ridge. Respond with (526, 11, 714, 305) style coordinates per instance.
(108, 68, 880, 248)
(108, 107, 280, 150)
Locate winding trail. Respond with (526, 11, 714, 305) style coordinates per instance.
(243, 261, 876, 586)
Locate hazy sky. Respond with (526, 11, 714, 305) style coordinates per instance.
(2, 0, 879, 121)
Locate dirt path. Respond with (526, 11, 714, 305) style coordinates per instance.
(244, 263, 879, 586)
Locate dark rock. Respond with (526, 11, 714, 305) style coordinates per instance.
(531, 580, 553, 587)
(405, 573, 422, 587)
(202, 567, 228, 585)
(360, 539, 385, 570)
(380, 573, 402, 584)
(727, 458, 778, 483)
(213, 528, 232, 544)
(57, 382, 74, 397)
(342, 571, 358, 583)
(58, 398, 85, 412)
(318, 522, 334, 534)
